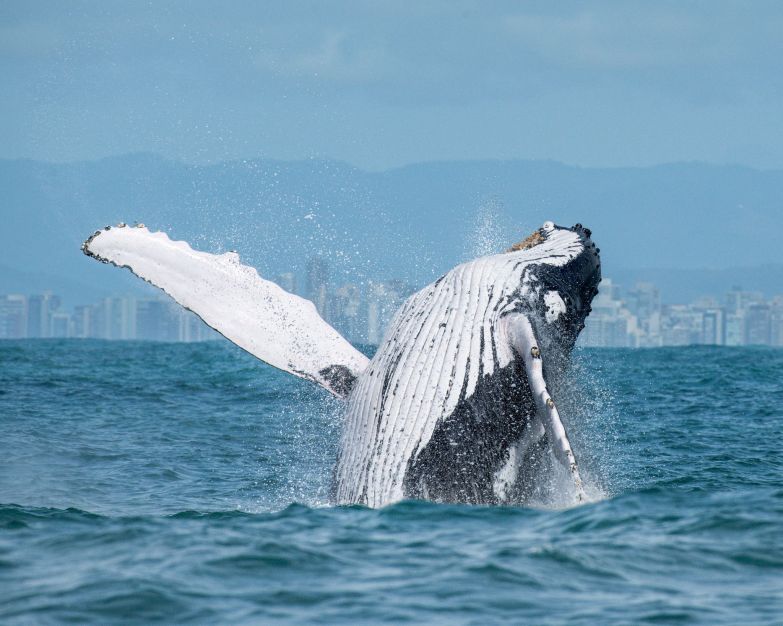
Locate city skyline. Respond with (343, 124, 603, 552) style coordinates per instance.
(0, 292, 215, 343)
(4, 155, 782, 310)
(580, 279, 783, 348)
(3, 257, 783, 348)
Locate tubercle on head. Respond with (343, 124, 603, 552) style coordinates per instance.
(507, 230, 545, 252)
(506, 220, 561, 253)
(507, 220, 597, 255)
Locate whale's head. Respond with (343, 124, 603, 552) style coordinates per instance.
(506, 221, 601, 354)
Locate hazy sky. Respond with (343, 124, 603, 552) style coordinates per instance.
(2, 1, 783, 169)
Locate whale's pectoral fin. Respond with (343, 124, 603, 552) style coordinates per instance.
(505, 313, 586, 502)
(83, 225, 369, 398)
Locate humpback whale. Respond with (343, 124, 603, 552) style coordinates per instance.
(83, 220, 600, 507)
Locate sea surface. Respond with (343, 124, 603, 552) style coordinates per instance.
(1, 340, 781, 624)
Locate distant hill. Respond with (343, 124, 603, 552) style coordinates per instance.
(1, 154, 782, 305)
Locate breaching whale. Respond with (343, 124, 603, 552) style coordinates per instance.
(83, 220, 600, 507)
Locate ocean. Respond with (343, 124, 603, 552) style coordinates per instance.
(1, 340, 781, 624)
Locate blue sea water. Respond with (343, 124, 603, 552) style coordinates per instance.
(1, 340, 781, 624)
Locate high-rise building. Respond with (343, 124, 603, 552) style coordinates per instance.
(137, 299, 179, 341)
(331, 283, 363, 342)
(26, 292, 60, 338)
(178, 308, 215, 342)
(745, 303, 771, 345)
(582, 314, 631, 348)
(725, 312, 746, 346)
(97, 297, 136, 340)
(0, 295, 27, 339)
(626, 282, 662, 347)
(661, 305, 703, 346)
(71, 305, 94, 339)
(581, 279, 635, 347)
(771, 297, 783, 347)
(627, 282, 660, 319)
(366, 280, 414, 345)
(49, 312, 71, 338)
(701, 308, 726, 345)
(26, 294, 44, 338)
(725, 288, 762, 314)
(306, 257, 330, 318)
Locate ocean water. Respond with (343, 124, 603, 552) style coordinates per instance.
(1, 340, 781, 624)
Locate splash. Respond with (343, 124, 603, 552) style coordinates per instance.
(467, 198, 506, 259)
(548, 348, 618, 508)
(240, 385, 342, 513)
(526, 462, 610, 510)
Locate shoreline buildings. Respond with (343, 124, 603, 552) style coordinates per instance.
(2, 264, 782, 347)
(579, 279, 783, 347)
(0, 292, 216, 342)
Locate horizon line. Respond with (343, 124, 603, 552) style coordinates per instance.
(1, 152, 781, 175)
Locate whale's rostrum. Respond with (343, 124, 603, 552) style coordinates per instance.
(83, 220, 600, 507)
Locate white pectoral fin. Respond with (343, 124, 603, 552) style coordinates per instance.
(83, 225, 369, 397)
(505, 313, 586, 502)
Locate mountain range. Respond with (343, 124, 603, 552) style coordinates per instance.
(2, 154, 782, 305)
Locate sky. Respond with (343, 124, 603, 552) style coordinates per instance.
(2, 1, 783, 170)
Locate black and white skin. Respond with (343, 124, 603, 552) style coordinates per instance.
(83, 220, 601, 507)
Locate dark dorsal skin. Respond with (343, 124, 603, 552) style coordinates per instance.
(403, 356, 534, 504)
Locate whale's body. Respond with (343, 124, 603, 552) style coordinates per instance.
(335, 225, 599, 506)
(83, 221, 600, 507)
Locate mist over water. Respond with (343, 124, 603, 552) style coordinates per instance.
(466, 200, 506, 259)
(1, 340, 781, 624)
